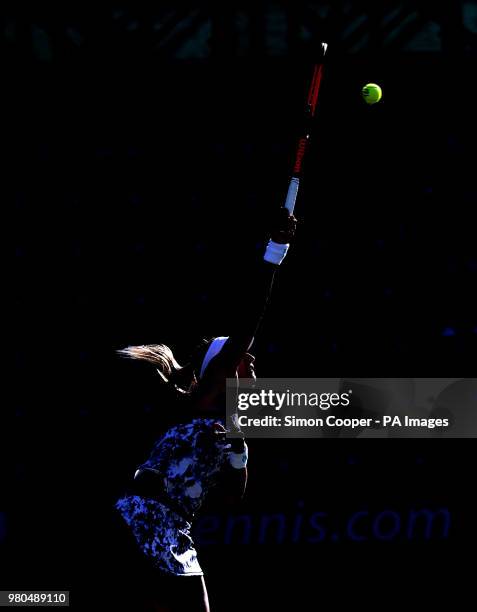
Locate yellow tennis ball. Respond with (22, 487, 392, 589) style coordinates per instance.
(362, 83, 382, 105)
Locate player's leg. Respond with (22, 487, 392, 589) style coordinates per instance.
(146, 575, 210, 612)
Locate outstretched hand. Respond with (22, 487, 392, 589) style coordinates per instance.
(270, 207, 298, 244)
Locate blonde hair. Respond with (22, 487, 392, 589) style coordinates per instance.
(117, 344, 182, 383)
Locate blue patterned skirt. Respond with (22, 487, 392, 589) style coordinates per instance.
(115, 495, 203, 576)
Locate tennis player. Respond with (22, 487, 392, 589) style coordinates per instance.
(114, 208, 296, 611)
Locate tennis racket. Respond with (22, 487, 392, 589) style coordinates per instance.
(284, 42, 328, 214)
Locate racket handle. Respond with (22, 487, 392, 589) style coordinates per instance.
(284, 177, 300, 214)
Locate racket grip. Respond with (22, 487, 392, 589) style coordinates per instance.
(284, 177, 300, 214)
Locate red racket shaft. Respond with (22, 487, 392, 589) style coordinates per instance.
(284, 44, 327, 214)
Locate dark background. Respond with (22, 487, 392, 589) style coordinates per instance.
(5, 2, 477, 609)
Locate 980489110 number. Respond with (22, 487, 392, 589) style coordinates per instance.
(0, 591, 69, 607)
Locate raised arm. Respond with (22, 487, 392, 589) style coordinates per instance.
(198, 208, 297, 390)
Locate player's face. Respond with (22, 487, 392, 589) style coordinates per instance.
(237, 353, 256, 381)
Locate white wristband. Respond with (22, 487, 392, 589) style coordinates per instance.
(228, 442, 249, 469)
(263, 240, 290, 265)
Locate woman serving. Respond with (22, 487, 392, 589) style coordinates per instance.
(114, 208, 297, 611)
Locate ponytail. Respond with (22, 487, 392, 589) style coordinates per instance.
(117, 338, 217, 393)
(117, 344, 182, 384)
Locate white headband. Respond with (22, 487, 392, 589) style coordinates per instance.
(199, 336, 229, 379)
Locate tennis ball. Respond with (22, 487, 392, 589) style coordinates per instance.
(362, 83, 382, 105)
